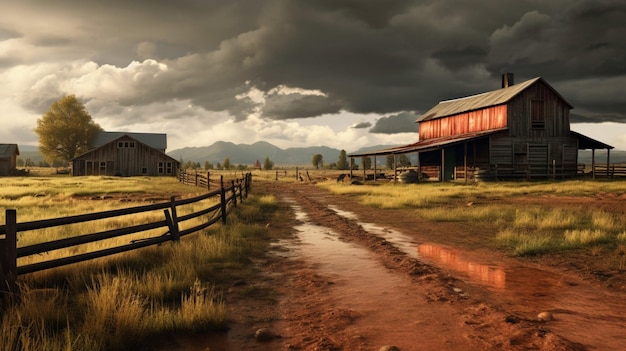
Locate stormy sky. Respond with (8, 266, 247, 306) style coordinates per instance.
(1, 0, 625, 151)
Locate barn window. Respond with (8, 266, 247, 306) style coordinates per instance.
(531, 100, 544, 129)
(100, 162, 106, 173)
(142, 167, 147, 174)
(158, 161, 164, 174)
(166, 162, 173, 174)
(129, 142, 135, 148)
(118, 142, 124, 148)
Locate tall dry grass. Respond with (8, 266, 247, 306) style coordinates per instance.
(0, 175, 278, 351)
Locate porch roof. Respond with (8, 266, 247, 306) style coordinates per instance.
(349, 129, 508, 158)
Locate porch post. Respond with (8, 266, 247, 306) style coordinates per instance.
(592, 149, 596, 179)
(607, 148, 611, 178)
(440, 148, 445, 182)
(393, 154, 398, 182)
(373, 156, 377, 181)
(349, 157, 354, 179)
(464, 142, 468, 183)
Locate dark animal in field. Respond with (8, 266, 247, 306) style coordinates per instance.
(336, 173, 350, 182)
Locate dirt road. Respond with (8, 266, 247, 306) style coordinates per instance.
(164, 180, 626, 350)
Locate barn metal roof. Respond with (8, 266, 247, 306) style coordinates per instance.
(417, 77, 573, 122)
(91, 132, 167, 150)
(0, 144, 19, 157)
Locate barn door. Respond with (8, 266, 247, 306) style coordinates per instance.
(528, 145, 548, 177)
(443, 147, 456, 181)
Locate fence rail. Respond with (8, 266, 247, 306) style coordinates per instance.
(0, 173, 252, 299)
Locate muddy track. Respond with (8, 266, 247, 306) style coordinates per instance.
(263, 182, 588, 351)
(157, 181, 626, 351)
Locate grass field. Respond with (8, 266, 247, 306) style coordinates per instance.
(319, 179, 626, 256)
(1, 173, 281, 351)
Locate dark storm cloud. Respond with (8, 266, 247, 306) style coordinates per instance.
(4, 0, 626, 128)
(351, 122, 372, 129)
(262, 93, 343, 120)
(370, 112, 419, 134)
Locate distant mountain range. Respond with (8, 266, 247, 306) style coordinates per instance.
(14, 142, 626, 167)
(166, 141, 395, 165)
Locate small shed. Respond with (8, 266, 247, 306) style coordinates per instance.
(0, 144, 20, 176)
(350, 74, 613, 181)
(71, 132, 179, 176)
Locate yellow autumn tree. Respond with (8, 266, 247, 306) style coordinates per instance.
(35, 95, 103, 164)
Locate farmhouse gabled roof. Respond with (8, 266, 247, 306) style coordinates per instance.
(417, 77, 573, 123)
(72, 133, 179, 163)
(0, 144, 19, 157)
(91, 132, 167, 150)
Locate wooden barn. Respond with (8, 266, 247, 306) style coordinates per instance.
(0, 144, 19, 176)
(350, 74, 614, 181)
(71, 132, 179, 176)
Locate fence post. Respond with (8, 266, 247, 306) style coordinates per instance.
(231, 180, 237, 208)
(167, 196, 180, 241)
(207, 171, 210, 191)
(238, 182, 243, 203)
(1, 209, 18, 301)
(220, 176, 227, 223)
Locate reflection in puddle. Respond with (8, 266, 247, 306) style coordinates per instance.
(417, 244, 506, 289)
(327, 205, 506, 289)
(275, 201, 447, 347)
(327, 205, 419, 259)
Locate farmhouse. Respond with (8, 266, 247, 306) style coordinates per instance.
(0, 144, 19, 176)
(350, 74, 614, 181)
(71, 132, 180, 176)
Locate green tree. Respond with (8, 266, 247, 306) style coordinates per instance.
(337, 150, 349, 170)
(263, 156, 274, 170)
(35, 95, 103, 164)
(216, 162, 222, 170)
(204, 161, 213, 170)
(312, 154, 323, 169)
(223, 158, 231, 170)
(386, 155, 394, 169)
(362, 156, 372, 170)
(397, 154, 411, 167)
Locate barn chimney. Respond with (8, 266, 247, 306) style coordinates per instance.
(502, 73, 514, 88)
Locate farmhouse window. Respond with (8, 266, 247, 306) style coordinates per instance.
(531, 100, 545, 129)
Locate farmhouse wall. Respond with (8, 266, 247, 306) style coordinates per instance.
(72, 136, 178, 176)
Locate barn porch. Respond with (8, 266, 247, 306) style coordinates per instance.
(349, 130, 614, 182)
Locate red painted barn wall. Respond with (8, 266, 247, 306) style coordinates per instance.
(419, 105, 508, 140)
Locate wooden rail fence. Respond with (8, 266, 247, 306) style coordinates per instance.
(0, 173, 252, 300)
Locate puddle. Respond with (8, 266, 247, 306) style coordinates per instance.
(326, 202, 626, 349)
(327, 205, 419, 259)
(417, 243, 506, 289)
(287, 204, 411, 304)
(272, 200, 475, 349)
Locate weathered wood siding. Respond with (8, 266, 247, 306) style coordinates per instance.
(72, 136, 178, 176)
(506, 81, 571, 138)
(489, 135, 579, 177)
(418, 105, 507, 140)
